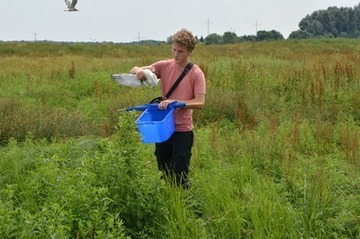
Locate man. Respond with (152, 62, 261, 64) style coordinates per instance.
(130, 28, 206, 188)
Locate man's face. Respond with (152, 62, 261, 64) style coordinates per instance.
(172, 43, 190, 65)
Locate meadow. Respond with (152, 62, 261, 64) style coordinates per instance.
(0, 39, 359, 238)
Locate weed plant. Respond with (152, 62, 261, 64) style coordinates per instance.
(0, 40, 359, 238)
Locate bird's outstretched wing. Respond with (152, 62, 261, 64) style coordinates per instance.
(111, 74, 143, 87)
(71, 0, 77, 8)
(64, 0, 70, 7)
(111, 69, 159, 88)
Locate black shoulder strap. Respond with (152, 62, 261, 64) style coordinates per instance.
(164, 62, 194, 99)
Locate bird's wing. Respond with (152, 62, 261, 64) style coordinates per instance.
(71, 0, 77, 8)
(111, 74, 143, 87)
(64, 0, 70, 7)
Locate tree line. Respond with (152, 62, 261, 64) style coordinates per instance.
(196, 3, 360, 44)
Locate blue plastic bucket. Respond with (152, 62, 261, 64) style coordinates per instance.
(135, 107, 175, 143)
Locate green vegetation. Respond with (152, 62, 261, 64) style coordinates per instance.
(294, 3, 360, 39)
(200, 3, 360, 43)
(0, 40, 359, 238)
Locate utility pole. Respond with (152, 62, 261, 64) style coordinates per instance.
(34, 32, 37, 41)
(136, 32, 144, 42)
(254, 20, 260, 34)
(205, 18, 213, 36)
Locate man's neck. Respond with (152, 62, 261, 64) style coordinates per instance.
(176, 60, 190, 70)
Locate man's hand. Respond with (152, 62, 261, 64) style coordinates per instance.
(135, 70, 145, 81)
(158, 99, 179, 110)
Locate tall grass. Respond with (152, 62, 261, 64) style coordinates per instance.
(1, 40, 360, 142)
(0, 40, 359, 238)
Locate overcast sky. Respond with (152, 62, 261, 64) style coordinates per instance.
(1, 0, 359, 43)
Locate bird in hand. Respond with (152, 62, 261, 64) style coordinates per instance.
(111, 69, 160, 88)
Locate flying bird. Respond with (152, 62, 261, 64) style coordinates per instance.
(111, 69, 160, 88)
(64, 0, 78, 11)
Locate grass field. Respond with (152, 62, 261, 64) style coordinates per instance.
(0, 39, 359, 238)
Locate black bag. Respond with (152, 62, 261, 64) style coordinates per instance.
(149, 96, 165, 104)
(149, 62, 193, 103)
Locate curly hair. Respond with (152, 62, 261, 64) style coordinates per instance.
(172, 28, 197, 53)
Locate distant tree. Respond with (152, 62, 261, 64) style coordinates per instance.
(237, 35, 255, 42)
(204, 33, 222, 45)
(297, 4, 360, 38)
(256, 30, 284, 41)
(288, 30, 312, 39)
(138, 40, 165, 45)
(222, 31, 239, 44)
(305, 20, 324, 36)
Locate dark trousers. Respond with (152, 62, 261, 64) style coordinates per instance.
(155, 131, 194, 188)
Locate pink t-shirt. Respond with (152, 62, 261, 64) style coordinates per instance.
(152, 59, 206, 132)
